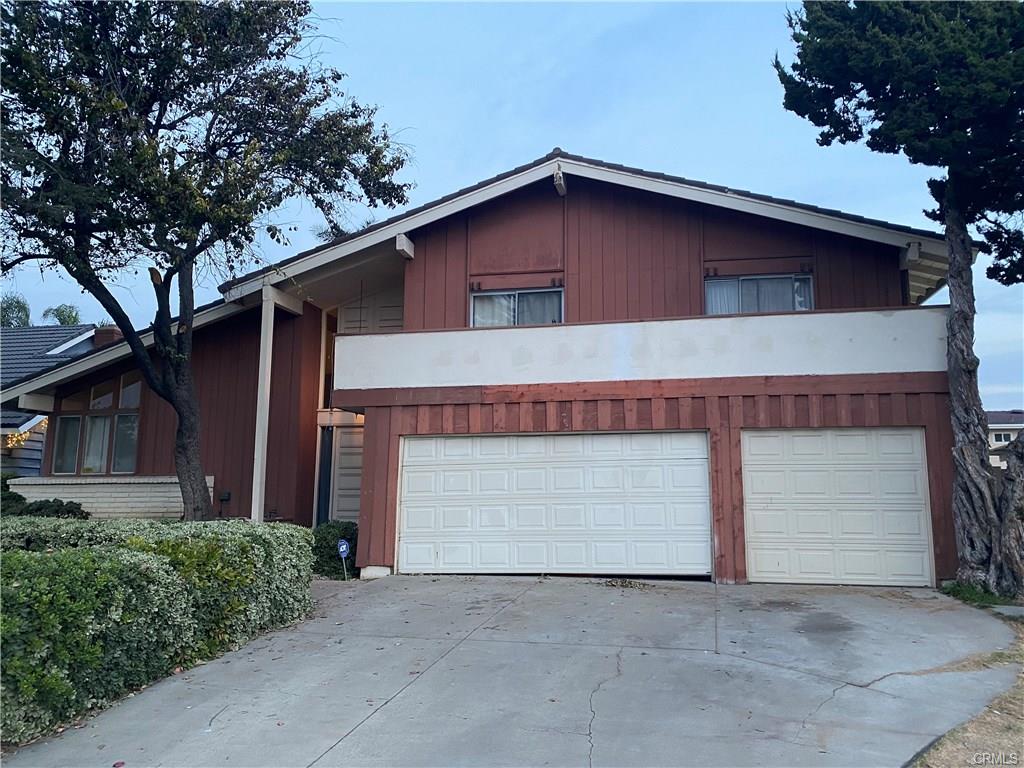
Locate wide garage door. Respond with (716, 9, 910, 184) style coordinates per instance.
(398, 432, 711, 575)
(742, 428, 933, 586)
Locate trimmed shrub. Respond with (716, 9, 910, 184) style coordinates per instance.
(124, 522, 314, 656)
(312, 520, 358, 579)
(0, 516, 162, 551)
(5, 498, 89, 519)
(0, 518, 314, 743)
(1, 518, 314, 654)
(1, 489, 26, 516)
(1, 472, 26, 516)
(1, 547, 195, 743)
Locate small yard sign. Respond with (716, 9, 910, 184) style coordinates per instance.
(337, 539, 351, 580)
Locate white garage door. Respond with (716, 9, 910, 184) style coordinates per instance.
(742, 428, 933, 586)
(398, 432, 711, 575)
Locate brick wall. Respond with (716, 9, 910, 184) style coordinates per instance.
(9, 475, 214, 519)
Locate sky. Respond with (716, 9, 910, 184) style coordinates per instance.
(3, 2, 1021, 408)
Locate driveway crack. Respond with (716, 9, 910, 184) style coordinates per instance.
(206, 704, 230, 730)
(797, 681, 849, 741)
(587, 647, 624, 768)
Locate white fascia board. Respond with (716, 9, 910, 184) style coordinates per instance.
(45, 329, 96, 355)
(222, 161, 566, 301)
(989, 424, 1023, 430)
(0, 414, 46, 435)
(2, 301, 246, 402)
(561, 160, 948, 256)
(224, 156, 949, 302)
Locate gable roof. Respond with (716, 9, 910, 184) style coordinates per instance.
(1, 324, 95, 387)
(0, 323, 95, 431)
(0, 299, 246, 408)
(220, 148, 951, 304)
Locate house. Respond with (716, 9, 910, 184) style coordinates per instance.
(2, 149, 957, 586)
(1, 324, 98, 476)
(986, 410, 1023, 469)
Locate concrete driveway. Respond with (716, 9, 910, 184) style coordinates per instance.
(6, 576, 1018, 768)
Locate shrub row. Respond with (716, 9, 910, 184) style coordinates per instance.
(1, 518, 314, 743)
(1, 474, 89, 518)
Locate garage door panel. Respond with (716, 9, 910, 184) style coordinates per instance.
(398, 432, 711, 575)
(743, 428, 932, 587)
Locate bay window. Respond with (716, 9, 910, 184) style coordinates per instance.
(51, 371, 141, 475)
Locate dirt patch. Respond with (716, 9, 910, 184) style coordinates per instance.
(914, 620, 1023, 768)
(603, 578, 654, 591)
(755, 598, 810, 611)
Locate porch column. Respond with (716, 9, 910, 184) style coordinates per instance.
(250, 285, 305, 522)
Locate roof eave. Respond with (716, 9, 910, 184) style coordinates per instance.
(220, 151, 950, 302)
(1, 300, 244, 405)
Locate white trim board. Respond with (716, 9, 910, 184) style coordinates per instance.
(334, 307, 949, 390)
(2, 302, 247, 403)
(223, 156, 948, 302)
(45, 329, 95, 355)
(0, 415, 46, 435)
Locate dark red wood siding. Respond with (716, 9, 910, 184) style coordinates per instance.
(44, 304, 323, 524)
(344, 372, 955, 584)
(264, 303, 322, 525)
(402, 178, 904, 330)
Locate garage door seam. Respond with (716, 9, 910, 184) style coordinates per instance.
(305, 580, 540, 768)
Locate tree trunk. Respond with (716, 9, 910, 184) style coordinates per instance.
(944, 185, 1024, 597)
(169, 374, 214, 521)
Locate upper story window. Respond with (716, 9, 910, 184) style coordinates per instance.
(993, 432, 1013, 444)
(705, 274, 813, 315)
(52, 371, 141, 475)
(471, 288, 563, 328)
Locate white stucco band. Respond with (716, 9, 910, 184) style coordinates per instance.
(334, 308, 948, 391)
(9, 475, 214, 519)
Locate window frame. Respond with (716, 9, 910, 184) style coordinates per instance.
(50, 372, 142, 476)
(993, 432, 1012, 444)
(469, 287, 565, 328)
(51, 415, 83, 475)
(704, 273, 815, 316)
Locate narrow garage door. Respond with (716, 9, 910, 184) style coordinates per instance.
(742, 428, 933, 586)
(398, 432, 711, 575)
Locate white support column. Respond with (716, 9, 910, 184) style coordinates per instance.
(311, 309, 329, 523)
(250, 288, 277, 522)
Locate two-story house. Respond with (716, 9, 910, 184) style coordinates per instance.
(2, 149, 955, 587)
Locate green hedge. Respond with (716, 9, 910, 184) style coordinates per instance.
(1, 547, 195, 743)
(4, 498, 90, 519)
(312, 520, 358, 579)
(1, 518, 314, 743)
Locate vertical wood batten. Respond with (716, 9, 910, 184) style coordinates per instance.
(352, 373, 953, 581)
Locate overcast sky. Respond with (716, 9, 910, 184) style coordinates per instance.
(3, 2, 1021, 408)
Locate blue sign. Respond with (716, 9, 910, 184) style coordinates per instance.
(337, 539, 350, 558)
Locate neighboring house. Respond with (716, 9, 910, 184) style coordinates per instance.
(986, 410, 1023, 469)
(2, 149, 959, 587)
(1, 324, 97, 476)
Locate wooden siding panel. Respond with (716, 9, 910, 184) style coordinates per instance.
(353, 372, 954, 586)
(51, 309, 262, 519)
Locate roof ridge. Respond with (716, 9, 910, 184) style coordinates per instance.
(216, 147, 946, 293)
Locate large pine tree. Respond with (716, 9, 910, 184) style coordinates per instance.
(775, 1, 1024, 595)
